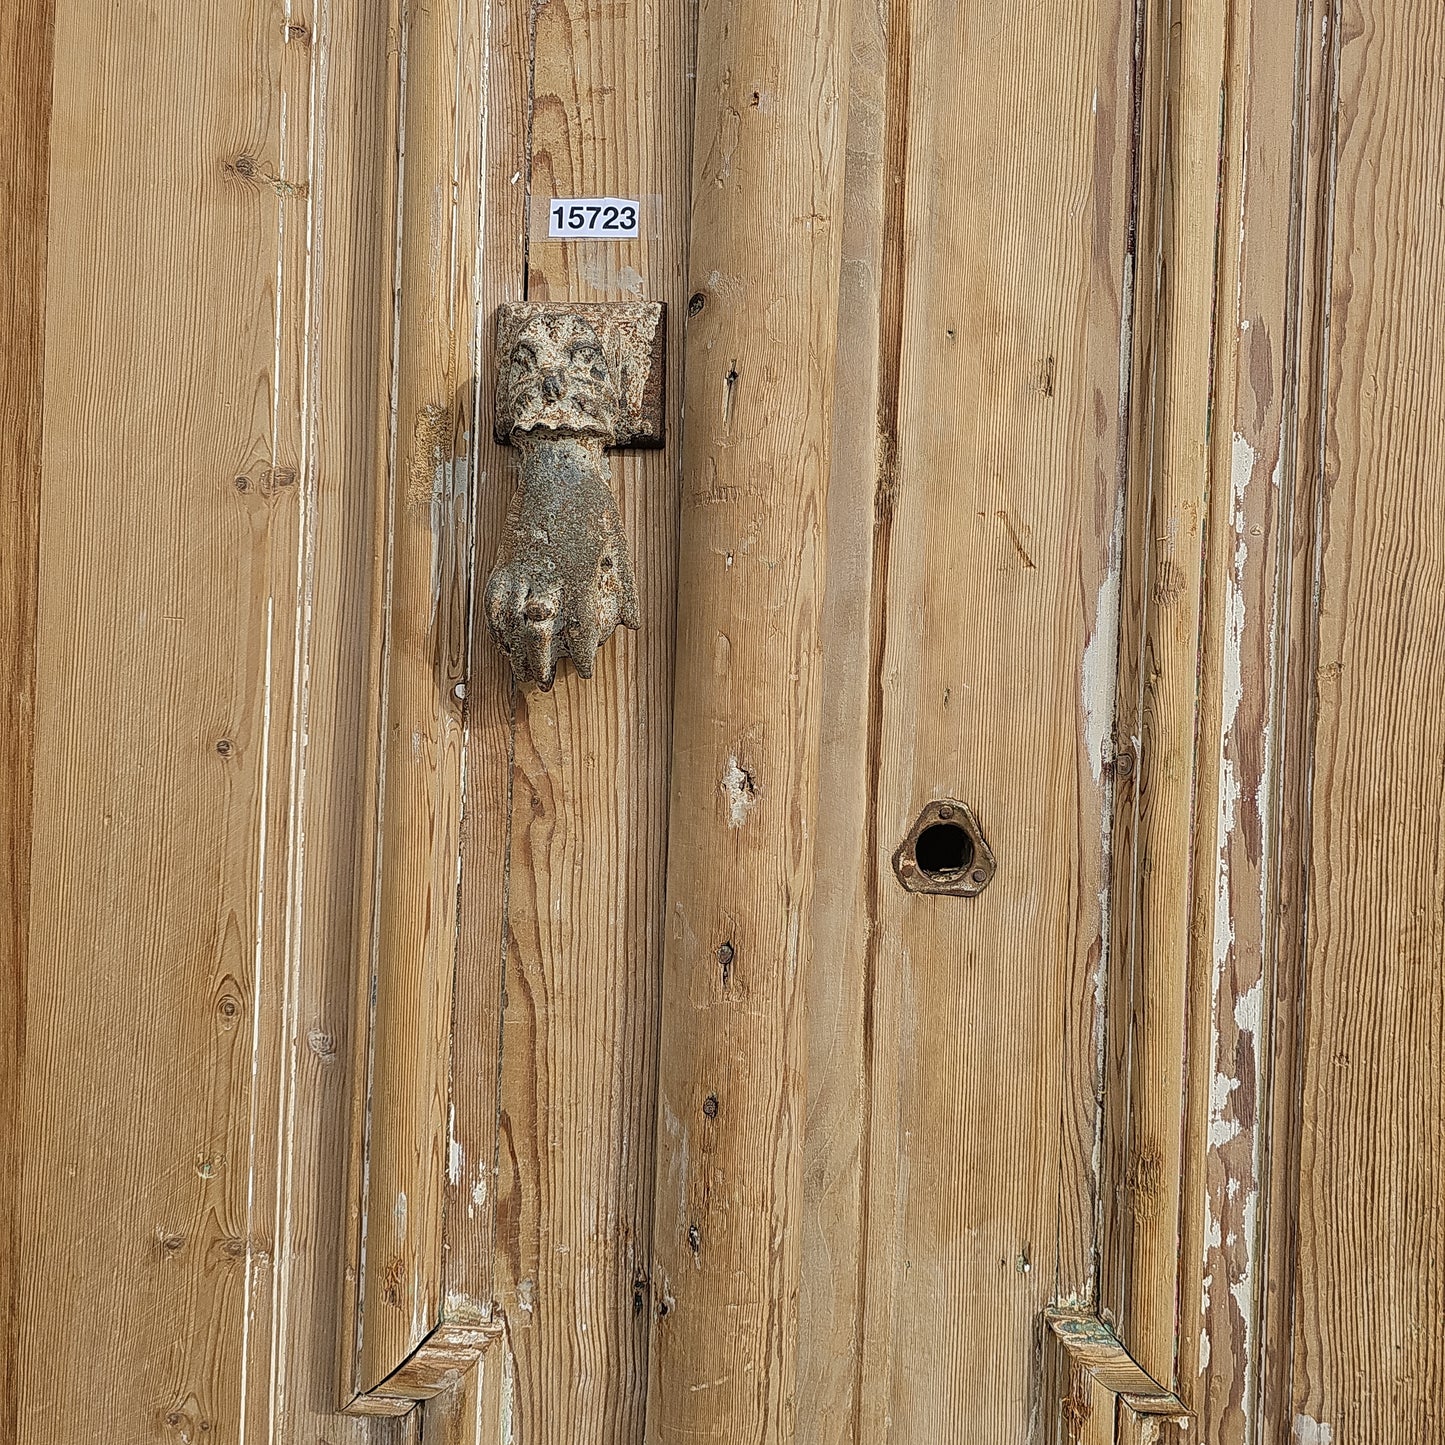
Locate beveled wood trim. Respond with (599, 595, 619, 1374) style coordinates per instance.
(342, 1320, 500, 1418)
(342, 0, 491, 1399)
(0, 0, 56, 1432)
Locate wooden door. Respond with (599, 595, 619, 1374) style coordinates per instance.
(3, 0, 1442, 1442)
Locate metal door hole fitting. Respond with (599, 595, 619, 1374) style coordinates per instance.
(893, 800, 996, 896)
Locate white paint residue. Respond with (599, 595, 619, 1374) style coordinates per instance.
(1235, 975, 1264, 1035)
(1209, 1072, 1241, 1148)
(500, 1335, 517, 1445)
(721, 754, 758, 828)
(1230, 1184, 1260, 1333)
(470, 1164, 489, 1215)
(395, 1190, 408, 1239)
(1082, 563, 1122, 785)
(1118, 251, 1135, 420)
(580, 254, 645, 297)
(1201, 432, 1267, 1389)
(1294, 1417, 1335, 1445)
(662, 1098, 691, 1227)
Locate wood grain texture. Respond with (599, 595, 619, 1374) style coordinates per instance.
(16, 1, 310, 1435)
(1099, 0, 1222, 1393)
(277, 0, 420, 1436)
(793, 0, 889, 1436)
(642, 0, 853, 1437)
(345, 0, 483, 1391)
(444, 0, 532, 1331)
(846, 1, 1136, 1437)
(485, 0, 695, 1438)
(9, 1, 410, 1440)
(17, 5, 338, 1439)
(1284, 1, 1445, 1435)
(1174, 0, 1307, 1436)
(0, 0, 53, 1432)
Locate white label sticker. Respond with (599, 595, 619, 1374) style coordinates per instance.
(546, 197, 641, 239)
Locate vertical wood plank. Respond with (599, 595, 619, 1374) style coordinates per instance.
(282, 0, 416, 1436)
(1176, 0, 1308, 1437)
(0, 0, 54, 1433)
(849, 0, 1136, 1436)
(642, 0, 853, 1438)
(485, 1, 694, 1443)
(1285, 2, 1445, 1436)
(794, 0, 889, 1435)
(445, 0, 532, 1331)
(15, 0, 310, 1435)
(1099, 0, 1223, 1391)
(346, 0, 494, 1392)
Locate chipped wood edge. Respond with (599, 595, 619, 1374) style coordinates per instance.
(1047, 1310, 1193, 1427)
(341, 1319, 503, 1418)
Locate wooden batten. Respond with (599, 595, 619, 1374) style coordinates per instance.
(0, 2, 55, 1431)
(342, 0, 489, 1407)
(1098, 0, 1224, 1392)
(643, 0, 854, 1436)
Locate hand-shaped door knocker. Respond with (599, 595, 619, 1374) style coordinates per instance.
(486, 301, 665, 689)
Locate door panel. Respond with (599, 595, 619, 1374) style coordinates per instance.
(5, 0, 1445, 1442)
(853, 0, 1135, 1434)
(1284, 1, 1445, 1433)
(9, 1, 399, 1440)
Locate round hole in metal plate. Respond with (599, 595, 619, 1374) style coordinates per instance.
(892, 799, 995, 897)
(914, 821, 974, 877)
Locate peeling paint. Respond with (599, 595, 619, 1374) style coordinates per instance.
(499, 1332, 516, 1445)
(721, 753, 759, 827)
(447, 1103, 462, 1186)
(1082, 503, 1125, 785)
(1293, 1416, 1334, 1445)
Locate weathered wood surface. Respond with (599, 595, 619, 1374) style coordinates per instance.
(344, 0, 491, 1395)
(1098, 0, 1221, 1397)
(1174, 0, 1317, 1434)
(7, 1, 409, 1440)
(642, 0, 853, 1436)
(835, 0, 1137, 1435)
(1283, 1, 1445, 1435)
(793, 0, 889, 1435)
(478, 0, 695, 1441)
(0, 0, 53, 1430)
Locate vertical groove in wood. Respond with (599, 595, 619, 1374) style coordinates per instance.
(1259, 0, 1335, 1436)
(294, 0, 415, 1437)
(1281, 1, 1445, 1436)
(643, 0, 853, 1438)
(0, 1, 54, 1434)
(1176, 0, 1314, 1438)
(1100, 0, 1223, 1392)
(446, 0, 532, 1331)
(485, 0, 695, 1439)
(347, 0, 493, 1393)
(794, 0, 889, 1436)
